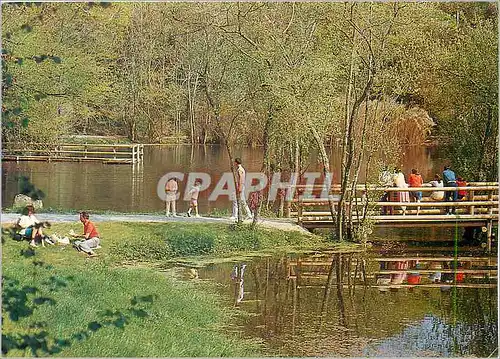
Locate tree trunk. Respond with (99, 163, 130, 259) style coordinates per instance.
(310, 126, 337, 237)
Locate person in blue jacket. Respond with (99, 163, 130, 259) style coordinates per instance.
(442, 166, 458, 214)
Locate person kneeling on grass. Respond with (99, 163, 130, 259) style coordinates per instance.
(72, 212, 100, 256)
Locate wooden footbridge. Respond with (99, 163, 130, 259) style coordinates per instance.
(2, 143, 144, 164)
(289, 182, 498, 247)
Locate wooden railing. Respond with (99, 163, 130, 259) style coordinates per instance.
(2, 143, 144, 164)
(291, 183, 498, 221)
(290, 183, 498, 248)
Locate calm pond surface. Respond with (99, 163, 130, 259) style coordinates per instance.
(2, 145, 442, 213)
(197, 245, 497, 357)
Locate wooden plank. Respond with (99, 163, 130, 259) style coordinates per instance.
(301, 214, 498, 221)
(372, 284, 497, 289)
(288, 257, 496, 265)
(298, 200, 498, 207)
(301, 221, 494, 229)
(374, 257, 496, 262)
(292, 283, 497, 289)
(294, 184, 498, 191)
(3, 148, 132, 154)
(374, 269, 497, 274)
(291, 208, 498, 216)
(2, 155, 132, 164)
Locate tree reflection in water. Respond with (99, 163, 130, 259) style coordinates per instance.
(202, 248, 497, 357)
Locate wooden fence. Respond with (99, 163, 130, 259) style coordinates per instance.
(2, 143, 144, 164)
(287, 183, 498, 249)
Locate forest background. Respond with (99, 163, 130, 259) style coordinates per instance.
(2, 2, 498, 183)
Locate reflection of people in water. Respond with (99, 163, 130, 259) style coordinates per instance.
(230, 264, 247, 305)
(390, 260, 408, 284)
(429, 262, 442, 283)
(376, 261, 391, 291)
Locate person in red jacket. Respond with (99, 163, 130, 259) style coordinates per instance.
(408, 168, 424, 202)
(72, 212, 100, 256)
(456, 177, 467, 200)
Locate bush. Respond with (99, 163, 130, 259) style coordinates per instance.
(166, 230, 216, 256)
(110, 235, 171, 261)
(219, 225, 261, 252)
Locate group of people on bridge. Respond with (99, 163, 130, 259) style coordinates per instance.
(379, 165, 467, 215)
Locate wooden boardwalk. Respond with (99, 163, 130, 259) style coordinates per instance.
(290, 183, 498, 247)
(2, 143, 144, 164)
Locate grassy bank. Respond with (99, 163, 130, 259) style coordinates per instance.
(2, 222, 336, 357)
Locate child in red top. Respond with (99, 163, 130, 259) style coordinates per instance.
(456, 177, 467, 200)
(408, 168, 423, 202)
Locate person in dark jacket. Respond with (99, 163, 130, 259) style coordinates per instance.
(442, 166, 458, 214)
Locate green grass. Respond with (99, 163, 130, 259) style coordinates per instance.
(2, 221, 336, 357)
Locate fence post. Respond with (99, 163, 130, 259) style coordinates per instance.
(297, 199, 303, 226)
(486, 188, 494, 252)
(469, 190, 475, 215)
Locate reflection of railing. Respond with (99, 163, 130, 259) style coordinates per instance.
(287, 253, 497, 291)
(2, 143, 145, 165)
(226, 250, 497, 352)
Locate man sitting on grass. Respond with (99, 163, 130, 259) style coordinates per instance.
(72, 212, 100, 256)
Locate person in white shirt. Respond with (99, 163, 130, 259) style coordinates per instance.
(16, 205, 49, 247)
(187, 180, 201, 217)
(424, 174, 445, 201)
(392, 168, 409, 214)
(165, 177, 178, 217)
(231, 158, 252, 220)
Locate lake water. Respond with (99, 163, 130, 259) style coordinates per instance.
(197, 246, 497, 357)
(1, 145, 442, 214)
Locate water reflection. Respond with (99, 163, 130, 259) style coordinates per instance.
(199, 248, 497, 357)
(2, 145, 441, 213)
(230, 264, 247, 305)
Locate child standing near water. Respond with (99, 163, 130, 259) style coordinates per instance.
(187, 179, 201, 217)
(165, 177, 178, 217)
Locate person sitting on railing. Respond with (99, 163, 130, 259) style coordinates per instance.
(423, 174, 445, 201)
(442, 166, 458, 214)
(457, 176, 467, 200)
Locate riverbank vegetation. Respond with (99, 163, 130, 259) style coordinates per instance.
(2, 221, 336, 356)
(2, 2, 497, 238)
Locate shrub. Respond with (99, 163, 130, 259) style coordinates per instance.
(166, 231, 216, 256)
(110, 235, 171, 261)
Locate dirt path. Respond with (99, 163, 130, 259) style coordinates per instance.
(1, 213, 310, 234)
